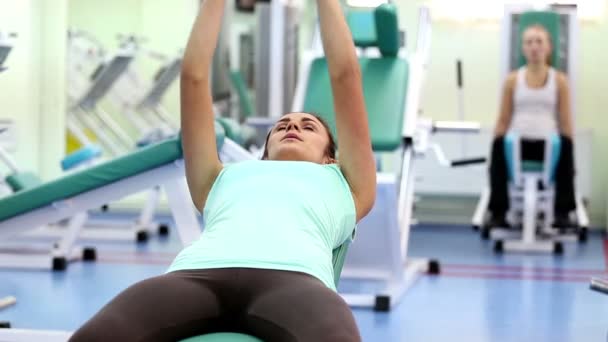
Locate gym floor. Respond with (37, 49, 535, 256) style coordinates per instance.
(1, 219, 607, 342)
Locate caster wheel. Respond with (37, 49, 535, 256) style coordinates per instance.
(52, 257, 67, 271)
(158, 224, 170, 236)
(374, 295, 390, 312)
(82, 247, 97, 261)
(136, 231, 149, 243)
(578, 227, 588, 243)
(554, 242, 564, 255)
(494, 240, 504, 253)
(0, 321, 10, 328)
(101, 204, 109, 212)
(428, 259, 441, 275)
(481, 228, 491, 240)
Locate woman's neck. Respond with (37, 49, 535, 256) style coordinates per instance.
(527, 62, 548, 74)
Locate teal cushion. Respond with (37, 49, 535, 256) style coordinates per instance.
(347, 10, 377, 47)
(61, 144, 103, 171)
(5, 172, 43, 192)
(517, 11, 561, 69)
(229, 71, 255, 119)
(215, 121, 226, 150)
(375, 3, 400, 57)
(302, 57, 409, 152)
(0, 138, 182, 222)
(180, 333, 263, 342)
(504, 133, 561, 181)
(216, 117, 244, 145)
(521, 161, 544, 172)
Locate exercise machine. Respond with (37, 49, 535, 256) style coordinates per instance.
(471, 6, 589, 254)
(291, 3, 440, 312)
(64, 32, 172, 241)
(101, 35, 181, 146)
(0, 31, 17, 332)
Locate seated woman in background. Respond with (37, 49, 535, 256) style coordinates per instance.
(488, 24, 576, 228)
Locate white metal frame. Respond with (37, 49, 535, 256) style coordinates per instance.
(0, 158, 201, 271)
(63, 40, 177, 242)
(0, 329, 72, 342)
(472, 134, 590, 253)
(291, 7, 434, 311)
(69, 53, 137, 158)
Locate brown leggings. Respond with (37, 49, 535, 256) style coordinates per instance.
(69, 268, 361, 342)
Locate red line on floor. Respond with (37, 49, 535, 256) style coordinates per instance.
(443, 263, 606, 275)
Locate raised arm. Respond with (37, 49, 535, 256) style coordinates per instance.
(494, 73, 516, 137)
(181, 0, 225, 211)
(317, 0, 376, 221)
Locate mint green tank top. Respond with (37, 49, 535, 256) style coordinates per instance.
(167, 160, 357, 291)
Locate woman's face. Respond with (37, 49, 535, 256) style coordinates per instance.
(522, 27, 552, 65)
(265, 113, 334, 164)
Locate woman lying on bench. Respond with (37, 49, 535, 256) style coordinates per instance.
(70, 0, 376, 341)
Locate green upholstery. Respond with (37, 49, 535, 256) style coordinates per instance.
(375, 4, 400, 57)
(179, 243, 351, 342)
(216, 117, 243, 145)
(306, 3, 405, 152)
(302, 57, 409, 152)
(347, 10, 377, 47)
(5, 172, 42, 192)
(0, 123, 228, 222)
(215, 120, 227, 150)
(229, 71, 255, 119)
(0, 138, 183, 222)
(216, 117, 257, 149)
(330, 241, 350, 288)
(181, 333, 263, 342)
(347, 3, 400, 55)
(521, 161, 544, 172)
(517, 11, 561, 69)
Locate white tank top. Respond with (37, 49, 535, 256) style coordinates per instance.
(509, 66, 559, 139)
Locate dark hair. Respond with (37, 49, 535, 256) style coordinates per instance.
(261, 113, 337, 161)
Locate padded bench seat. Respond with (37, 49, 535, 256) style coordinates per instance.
(0, 138, 183, 222)
(303, 57, 409, 152)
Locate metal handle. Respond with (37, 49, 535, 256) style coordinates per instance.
(430, 143, 486, 168)
(451, 157, 486, 167)
(433, 121, 481, 133)
(456, 60, 463, 88)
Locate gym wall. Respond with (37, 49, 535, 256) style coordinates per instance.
(0, 0, 67, 181)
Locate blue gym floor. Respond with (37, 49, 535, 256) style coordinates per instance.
(1, 219, 607, 342)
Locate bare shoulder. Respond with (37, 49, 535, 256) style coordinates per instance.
(555, 70, 570, 88)
(504, 71, 518, 90)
